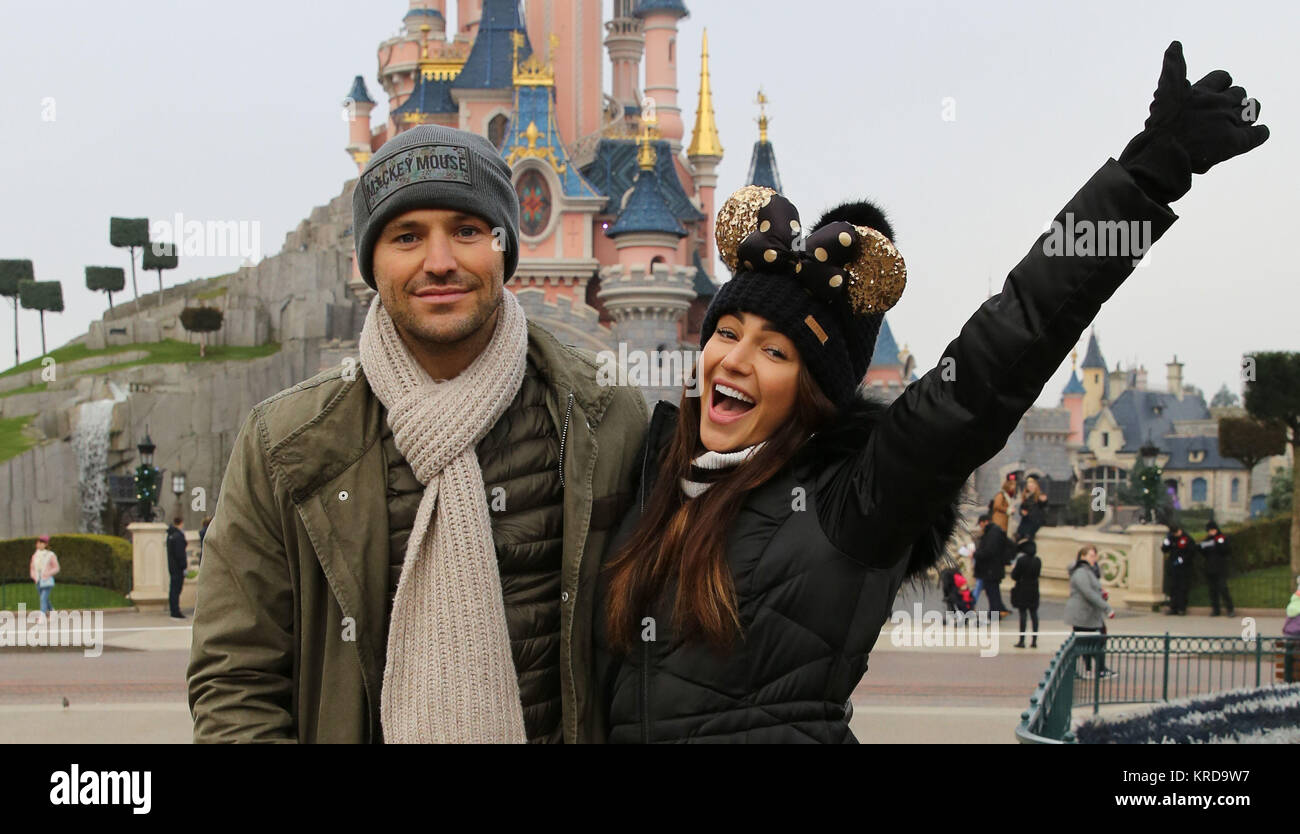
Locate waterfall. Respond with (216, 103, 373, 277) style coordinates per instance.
(73, 400, 115, 534)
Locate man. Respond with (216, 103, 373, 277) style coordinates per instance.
(165, 518, 188, 620)
(1162, 524, 1196, 615)
(971, 513, 1012, 618)
(188, 125, 648, 743)
(1200, 520, 1235, 617)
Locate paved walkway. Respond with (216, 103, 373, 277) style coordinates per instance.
(0, 591, 1290, 744)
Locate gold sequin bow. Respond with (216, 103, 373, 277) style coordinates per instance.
(715, 185, 906, 316)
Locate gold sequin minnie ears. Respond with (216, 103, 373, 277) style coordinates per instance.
(714, 185, 907, 315)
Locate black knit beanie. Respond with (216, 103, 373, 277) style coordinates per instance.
(701, 188, 907, 408)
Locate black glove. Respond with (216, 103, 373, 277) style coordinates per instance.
(1119, 41, 1270, 204)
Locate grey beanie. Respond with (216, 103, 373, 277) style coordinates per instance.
(352, 124, 519, 289)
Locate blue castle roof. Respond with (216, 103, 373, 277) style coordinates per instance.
(500, 86, 601, 199)
(870, 316, 901, 367)
(581, 138, 705, 223)
(1081, 330, 1106, 370)
(1062, 371, 1086, 396)
(607, 166, 687, 238)
(392, 72, 457, 118)
(345, 75, 375, 105)
(452, 0, 530, 90)
(747, 140, 782, 193)
(692, 250, 716, 297)
(633, 0, 689, 18)
(404, 7, 445, 19)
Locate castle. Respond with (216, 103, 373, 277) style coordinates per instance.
(337, 0, 914, 402)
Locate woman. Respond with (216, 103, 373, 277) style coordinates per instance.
(28, 534, 60, 616)
(990, 478, 1018, 533)
(595, 42, 1265, 743)
(1015, 475, 1050, 543)
(1010, 540, 1041, 648)
(1064, 546, 1115, 679)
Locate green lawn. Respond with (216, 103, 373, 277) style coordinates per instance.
(1188, 563, 1294, 609)
(0, 338, 280, 380)
(0, 582, 132, 611)
(0, 414, 37, 464)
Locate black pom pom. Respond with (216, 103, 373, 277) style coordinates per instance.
(813, 199, 895, 243)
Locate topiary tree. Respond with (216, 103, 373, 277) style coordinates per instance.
(1219, 415, 1286, 480)
(179, 306, 224, 358)
(85, 266, 126, 311)
(142, 241, 179, 309)
(110, 217, 149, 301)
(18, 280, 63, 356)
(1244, 352, 1300, 575)
(1210, 383, 1240, 408)
(0, 259, 33, 366)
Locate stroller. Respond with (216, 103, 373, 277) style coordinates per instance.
(939, 567, 975, 614)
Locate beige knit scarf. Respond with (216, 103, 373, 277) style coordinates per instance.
(359, 289, 529, 744)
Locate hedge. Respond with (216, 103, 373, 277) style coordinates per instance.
(1221, 515, 1292, 573)
(0, 534, 132, 594)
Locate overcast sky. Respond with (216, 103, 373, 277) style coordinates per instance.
(2, 0, 1296, 406)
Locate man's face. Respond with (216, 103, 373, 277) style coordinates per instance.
(372, 208, 505, 347)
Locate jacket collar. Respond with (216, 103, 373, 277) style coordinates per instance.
(270, 322, 614, 501)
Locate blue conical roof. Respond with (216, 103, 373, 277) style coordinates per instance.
(871, 317, 901, 366)
(747, 140, 782, 193)
(1062, 371, 1086, 396)
(607, 167, 687, 238)
(345, 75, 375, 105)
(452, 0, 530, 90)
(1081, 330, 1106, 370)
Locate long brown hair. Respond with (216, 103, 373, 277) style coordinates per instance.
(603, 363, 838, 653)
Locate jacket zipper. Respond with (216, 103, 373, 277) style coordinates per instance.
(558, 392, 573, 488)
(640, 637, 650, 744)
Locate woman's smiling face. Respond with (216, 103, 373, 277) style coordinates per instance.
(698, 312, 802, 453)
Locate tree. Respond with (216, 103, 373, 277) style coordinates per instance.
(1120, 459, 1169, 524)
(1269, 465, 1293, 518)
(0, 259, 33, 366)
(85, 266, 126, 310)
(110, 217, 149, 301)
(1219, 415, 1286, 475)
(142, 241, 179, 309)
(179, 306, 224, 358)
(1211, 383, 1240, 408)
(1244, 352, 1300, 575)
(18, 280, 64, 356)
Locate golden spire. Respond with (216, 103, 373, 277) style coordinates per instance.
(637, 119, 658, 171)
(756, 87, 770, 144)
(1072, 349, 1079, 371)
(687, 29, 723, 159)
(512, 31, 558, 87)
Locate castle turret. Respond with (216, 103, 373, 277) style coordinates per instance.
(343, 76, 376, 170)
(1061, 349, 1086, 445)
(634, 0, 688, 153)
(525, 0, 604, 146)
(404, 2, 447, 37)
(687, 29, 723, 277)
(1080, 328, 1108, 419)
(605, 0, 645, 115)
(746, 89, 783, 192)
(1167, 355, 1185, 401)
(457, 0, 483, 39)
(600, 130, 697, 404)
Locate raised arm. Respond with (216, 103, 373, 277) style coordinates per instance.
(840, 43, 1268, 562)
(187, 408, 298, 743)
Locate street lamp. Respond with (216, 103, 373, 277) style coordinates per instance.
(172, 472, 186, 519)
(134, 428, 160, 523)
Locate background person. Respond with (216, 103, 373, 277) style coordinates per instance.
(990, 477, 1018, 532)
(972, 513, 1012, 617)
(1162, 525, 1196, 615)
(166, 518, 188, 620)
(1199, 520, 1234, 617)
(1064, 545, 1116, 679)
(28, 534, 59, 616)
(1010, 539, 1041, 648)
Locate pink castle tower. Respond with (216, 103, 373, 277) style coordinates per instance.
(341, 0, 721, 363)
(1061, 349, 1087, 446)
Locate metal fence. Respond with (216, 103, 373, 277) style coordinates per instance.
(1016, 633, 1300, 743)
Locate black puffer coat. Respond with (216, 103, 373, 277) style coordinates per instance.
(596, 158, 1177, 743)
